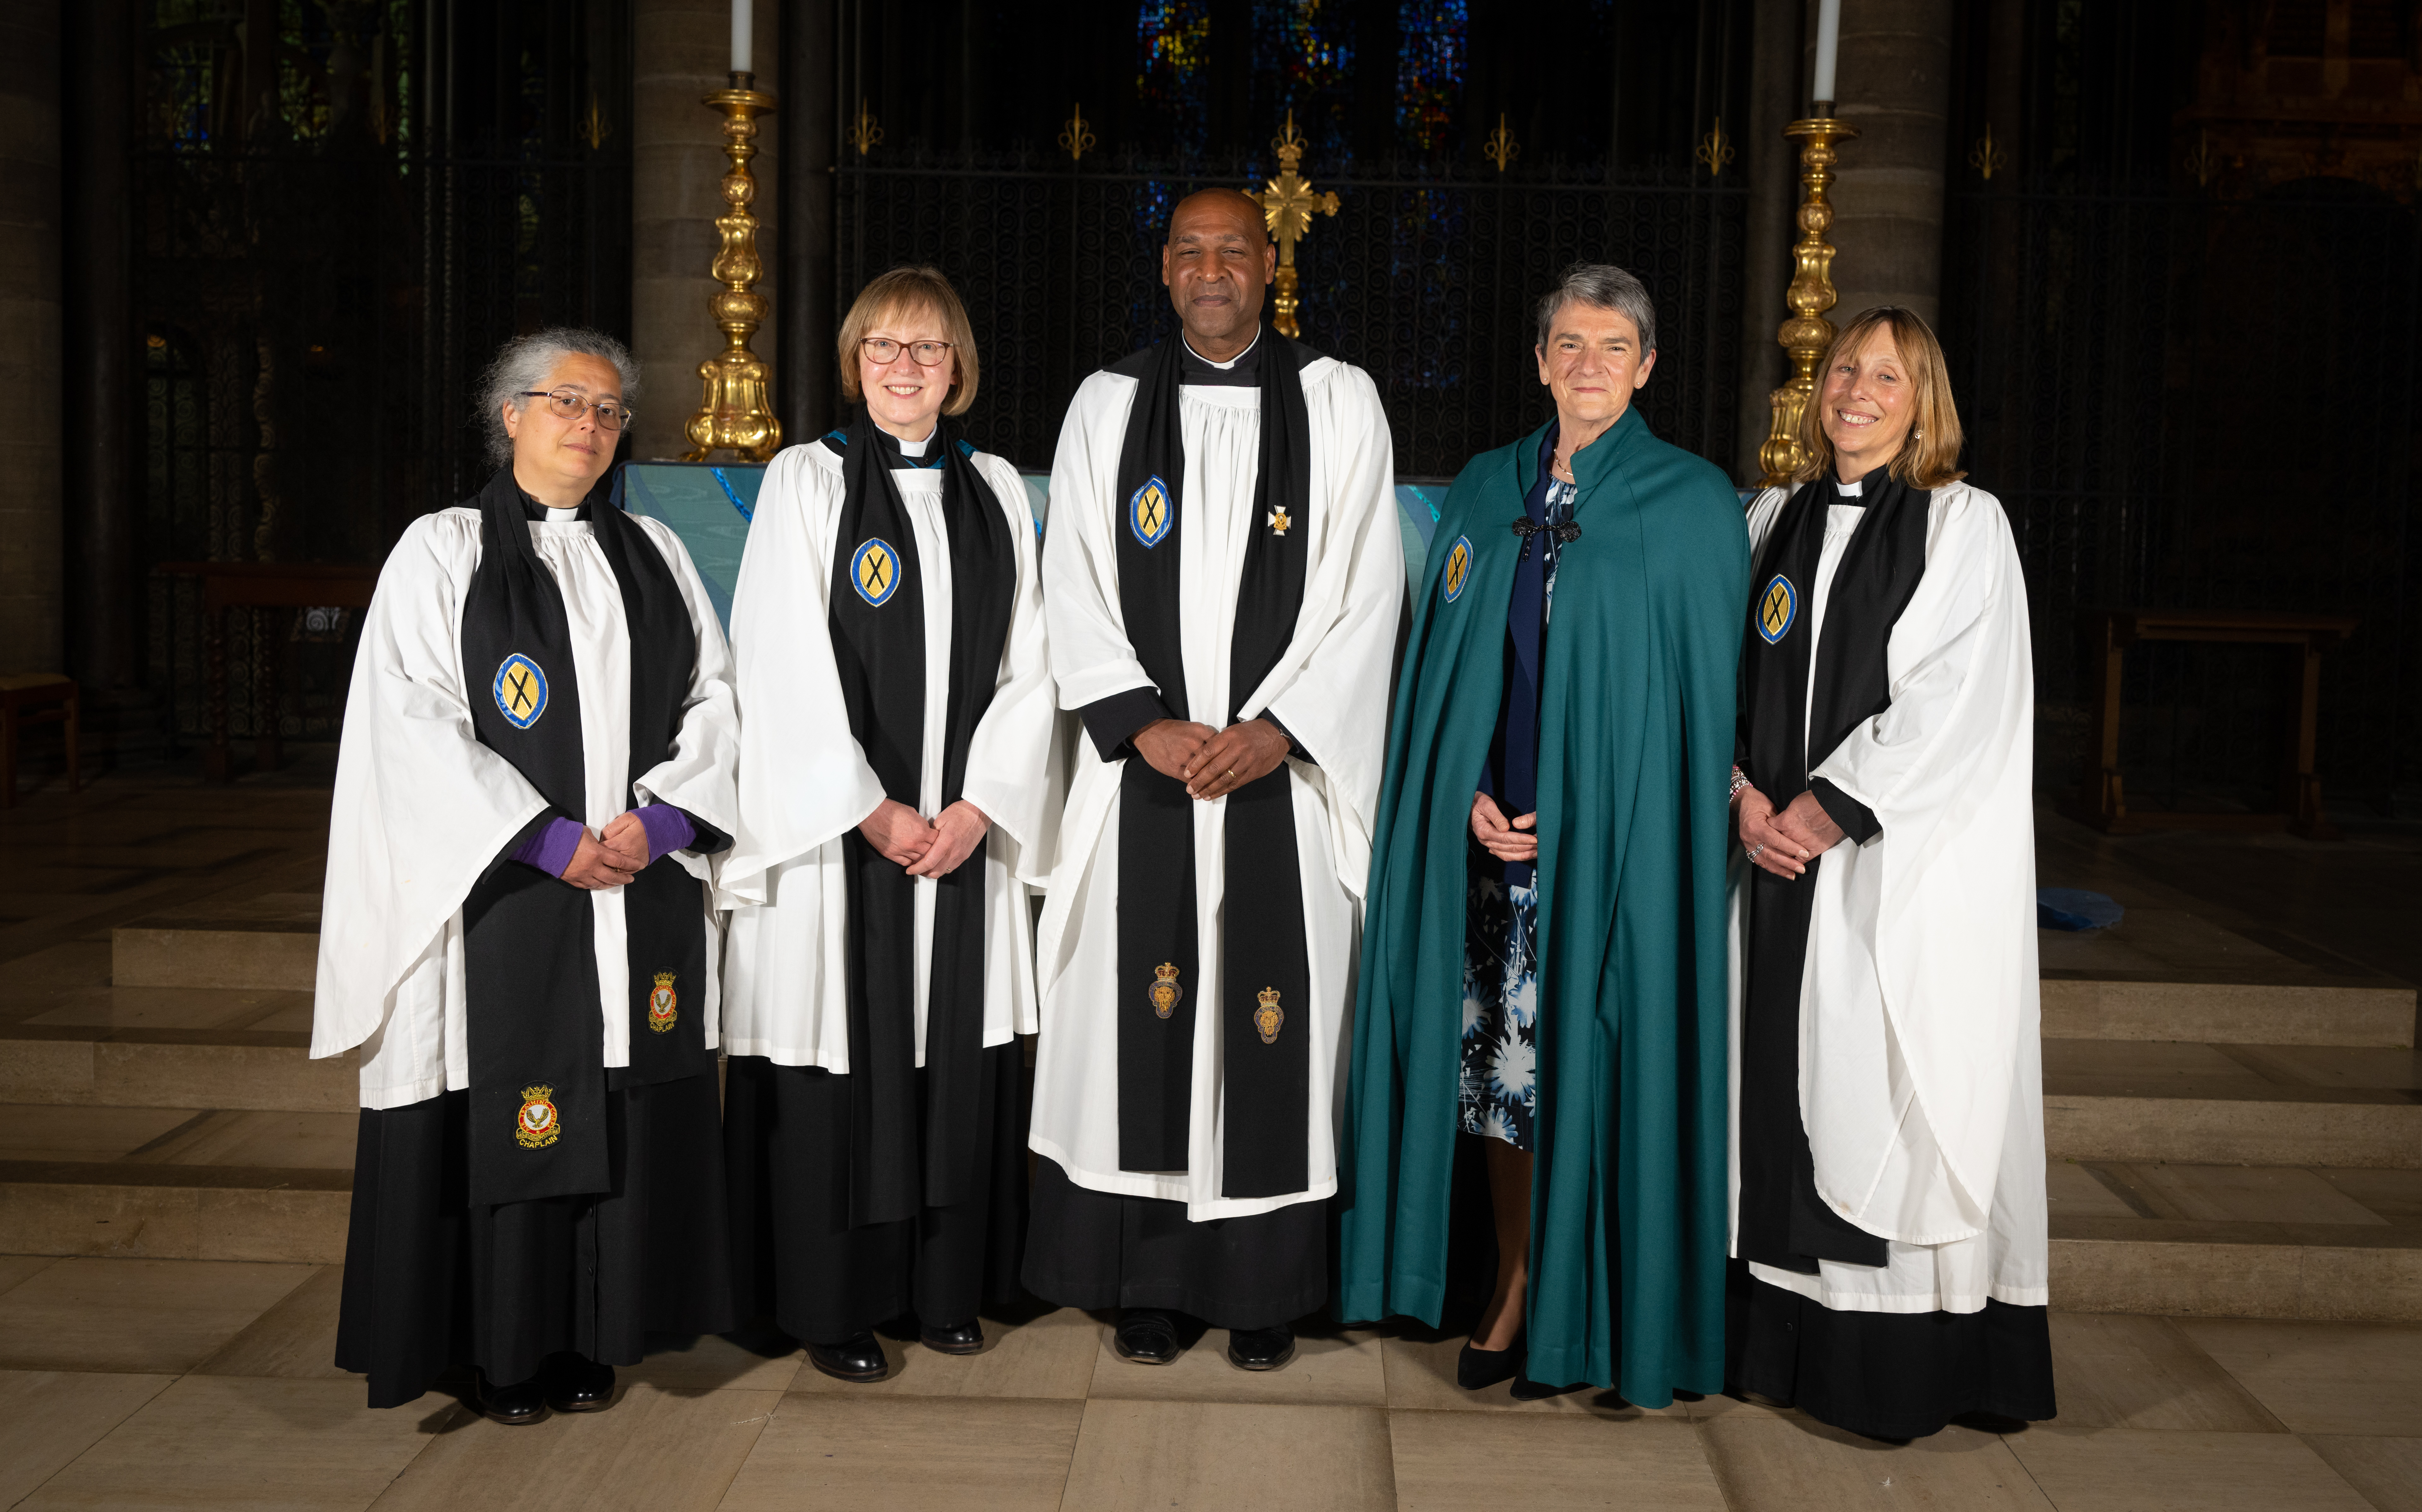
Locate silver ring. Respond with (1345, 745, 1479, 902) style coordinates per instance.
(1746, 842, 1765, 862)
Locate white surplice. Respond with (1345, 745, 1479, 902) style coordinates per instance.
(312, 506, 742, 1108)
(1727, 478, 2047, 1314)
(1033, 352, 1404, 1221)
(717, 439, 1058, 1067)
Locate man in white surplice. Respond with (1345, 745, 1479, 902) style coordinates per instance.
(1025, 189, 1402, 1373)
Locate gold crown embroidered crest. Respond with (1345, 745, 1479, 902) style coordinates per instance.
(1254, 986, 1285, 1044)
(647, 971, 679, 1033)
(1148, 962, 1184, 1020)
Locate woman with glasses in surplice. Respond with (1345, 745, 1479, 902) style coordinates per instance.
(318, 329, 742, 1423)
(717, 267, 1057, 1384)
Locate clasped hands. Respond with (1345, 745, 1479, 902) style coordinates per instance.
(561, 811, 656, 891)
(1734, 785, 1846, 881)
(1134, 716, 1291, 800)
(859, 797, 992, 877)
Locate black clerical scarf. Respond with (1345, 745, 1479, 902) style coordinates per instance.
(1734, 468, 1931, 1271)
(1110, 327, 1314, 1200)
(823, 413, 1018, 1227)
(457, 467, 716, 1209)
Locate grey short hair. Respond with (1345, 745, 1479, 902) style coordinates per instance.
(478, 327, 640, 468)
(1534, 263, 1657, 358)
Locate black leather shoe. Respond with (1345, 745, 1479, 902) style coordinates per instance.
(1456, 1335, 1523, 1391)
(1113, 1308, 1183, 1365)
(1226, 1324, 1296, 1372)
(807, 1331, 889, 1383)
(542, 1352, 615, 1413)
(476, 1370, 547, 1426)
(920, 1318, 985, 1356)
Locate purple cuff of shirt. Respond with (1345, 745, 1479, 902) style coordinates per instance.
(635, 803, 696, 864)
(513, 816, 588, 878)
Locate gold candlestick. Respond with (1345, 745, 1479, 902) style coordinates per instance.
(1245, 111, 1338, 340)
(1757, 115, 1859, 489)
(682, 73, 781, 463)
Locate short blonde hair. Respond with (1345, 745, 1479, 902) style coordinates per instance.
(1791, 305, 1966, 490)
(836, 266, 979, 417)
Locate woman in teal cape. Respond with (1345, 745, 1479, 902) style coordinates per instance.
(1337, 268, 1747, 1405)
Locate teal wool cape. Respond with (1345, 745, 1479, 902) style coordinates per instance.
(1337, 407, 1748, 1404)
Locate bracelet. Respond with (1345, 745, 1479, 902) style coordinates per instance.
(1729, 765, 1751, 800)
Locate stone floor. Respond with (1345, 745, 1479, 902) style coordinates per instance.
(0, 757, 2418, 1509)
(0, 1258, 2416, 1512)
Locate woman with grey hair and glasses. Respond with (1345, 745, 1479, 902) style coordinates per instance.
(1342, 265, 1749, 1407)
(313, 328, 742, 1424)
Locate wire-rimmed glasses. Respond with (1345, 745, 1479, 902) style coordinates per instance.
(519, 388, 634, 431)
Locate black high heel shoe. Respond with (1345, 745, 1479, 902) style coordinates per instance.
(1456, 1331, 1524, 1391)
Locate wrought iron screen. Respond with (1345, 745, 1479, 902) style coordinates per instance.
(1942, 178, 2422, 813)
(136, 0, 631, 752)
(833, 151, 1749, 480)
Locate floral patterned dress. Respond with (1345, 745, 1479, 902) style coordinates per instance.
(1458, 472, 1577, 1152)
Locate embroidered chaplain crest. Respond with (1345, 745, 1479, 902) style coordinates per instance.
(1129, 476, 1173, 549)
(1757, 573, 1798, 645)
(1441, 535, 1473, 603)
(647, 972, 678, 1033)
(494, 653, 548, 729)
(851, 538, 901, 607)
(515, 1085, 560, 1149)
(1148, 962, 1184, 1020)
(1266, 505, 1292, 537)
(1254, 986, 1285, 1044)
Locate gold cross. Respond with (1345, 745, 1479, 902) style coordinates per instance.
(1244, 111, 1338, 340)
(1761, 581, 1791, 637)
(507, 667, 536, 713)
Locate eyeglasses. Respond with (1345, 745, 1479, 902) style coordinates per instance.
(859, 337, 956, 367)
(519, 389, 634, 431)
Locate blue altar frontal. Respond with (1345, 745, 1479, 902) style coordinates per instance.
(615, 460, 1448, 633)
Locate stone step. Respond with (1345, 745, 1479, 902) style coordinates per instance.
(2043, 1039, 2422, 1168)
(2042, 977, 2415, 1049)
(0, 1027, 354, 1113)
(111, 892, 321, 992)
(2049, 1158, 2421, 1322)
(0, 1102, 354, 1265)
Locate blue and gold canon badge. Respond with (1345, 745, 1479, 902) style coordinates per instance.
(851, 537, 900, 607)
(1440, 534, 1473, 604)
(1129, 475, 1173, 549)
(494, 653, 547, 729)
(1757, 574, 1798, 644)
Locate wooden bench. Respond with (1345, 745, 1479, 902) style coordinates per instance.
(2075, 608, 2358, 840)
(0, 674, 80, 808)
(152, 562, 380, 781)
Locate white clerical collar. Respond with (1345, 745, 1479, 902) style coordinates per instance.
(1835, 477, 1865, 498)
(543, 505, 582, 522)
(1184, 328, 1261, 370)
(894, 426, 935, 458)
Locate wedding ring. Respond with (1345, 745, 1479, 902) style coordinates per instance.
(1746, 842, 1765, 863)
(1225, 768, 1235, 780)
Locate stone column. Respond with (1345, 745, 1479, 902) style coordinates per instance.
(1735, 0, 1805, 483)
(0, 0, 63, 672)
(630, 0, 779, 461)
(1825, 0, 1954, 328)
(780, 0, 835, 443)
(63, 0, 136, 690)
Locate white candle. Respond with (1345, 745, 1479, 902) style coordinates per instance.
(731, 0, 752, 75)
(1812, 0, 1841, 104)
